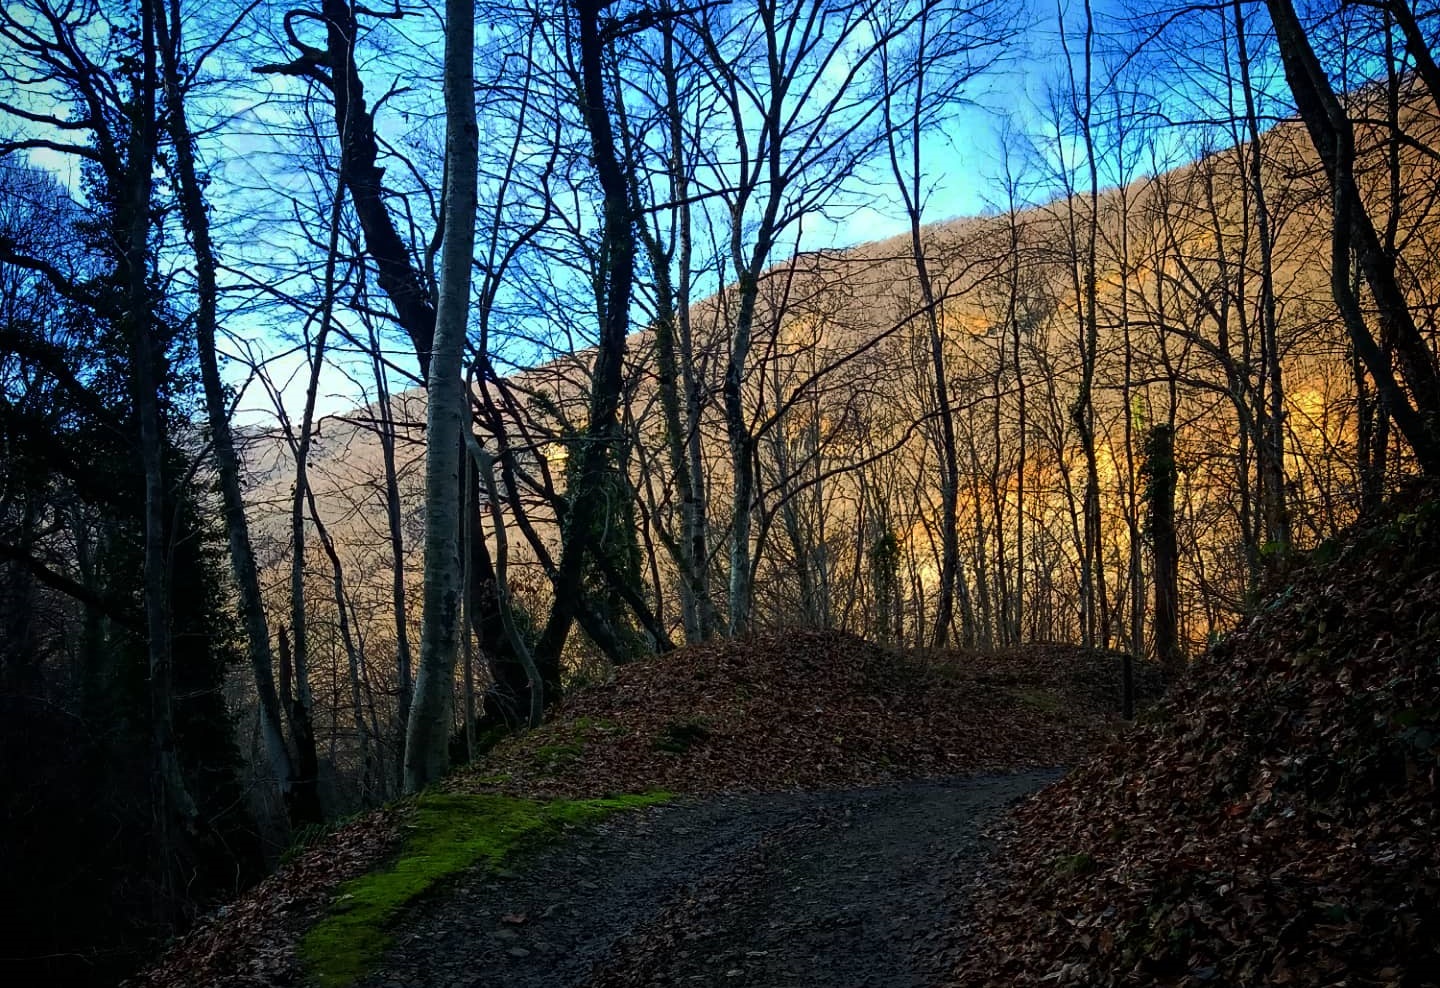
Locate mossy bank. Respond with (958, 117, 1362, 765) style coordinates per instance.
(299, 791, 670, 988)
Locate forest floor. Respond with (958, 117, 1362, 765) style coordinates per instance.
(135, 634, 1154, 988)
(359, 772, 1058, 988)
(948, 486, 1440, 987)
(135, 487, 1440, 988)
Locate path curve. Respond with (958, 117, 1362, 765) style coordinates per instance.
(362, 771, 1059, 988)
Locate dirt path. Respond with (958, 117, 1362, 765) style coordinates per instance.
(360, 771, 1058, 988)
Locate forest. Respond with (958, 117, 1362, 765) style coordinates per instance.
(2, 0, 1439, 985)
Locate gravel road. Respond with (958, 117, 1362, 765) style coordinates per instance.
(361, 771, 1060, 988)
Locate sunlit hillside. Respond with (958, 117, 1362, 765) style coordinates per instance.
(6, 2, 1439, 983)
(238, 89, 1440, 794)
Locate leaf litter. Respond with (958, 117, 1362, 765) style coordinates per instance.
(949, 486, 1440, 988)
(132, 631, 1147, 987)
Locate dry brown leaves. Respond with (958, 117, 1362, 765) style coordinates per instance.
(129, 803, 409, 988)
(951, 488, 1440, 988)
(453, 631, 1147, 800)
(133, 631, 1139, 987)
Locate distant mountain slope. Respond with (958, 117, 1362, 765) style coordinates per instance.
(235, 92, 1440, 748)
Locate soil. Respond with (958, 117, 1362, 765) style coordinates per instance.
(360, 770, 1059, 988)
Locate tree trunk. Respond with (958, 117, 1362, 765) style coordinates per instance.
(1265, 0, 1440, 473)
(367, 320, 414, 790)
(465, 430, 543, 729)
(304, 485, 375, 801)
(1078, 1, 1108, 650)
(643, 19, 713, 642)
(155, 0, 314, 825)
(725, 272, 760, 636)
(404, 0, 479, 792)
(1234, 0, 1290, 557)
(1387, 0, 1440, 119)
(531, 0, 641, 673)
(275, 624, 321, 817)
(917, 238, 959, 649)
(131, 0, 198, 879)
(1145, 424, 1182, 682)
(283, 138, 346, 821)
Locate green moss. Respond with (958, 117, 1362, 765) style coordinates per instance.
(299, 791, 669, 988)
(652, 717, 713, 754)
(1055, 851, 1097, 876)
(531, 741, 584, 770)
(572, 716, 620, 733)
(1010, 687, 1063, 713)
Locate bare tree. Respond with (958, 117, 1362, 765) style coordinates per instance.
(527, 0, 647, 677)
(1144, 423, 1182, 680)
(1233, 0, 1292, 556)
(153, 0, 320, 824)
(624, 10, 723, 642)
(1264, 0, 1440, 473)
(688, 0, 932, 633)
(404, 0, 480, 792)
(877, 0, 1010, 645)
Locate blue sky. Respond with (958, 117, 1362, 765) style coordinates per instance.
(1, 0, 1290, 426)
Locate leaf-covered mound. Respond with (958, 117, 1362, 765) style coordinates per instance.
(459, 630, 1152, 798)
(129, 803, 411, 988)
(951, 492, 1440, 988)
(133, 630, 1140, 988)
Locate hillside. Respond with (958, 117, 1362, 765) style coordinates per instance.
(240, 90, 1440, 722)
(133, 636, 1150, 988)
(10, 3, 1440, 986)
(133, 471, 1440, 988)
(949, 486, 1440, 986)
(142, 94, 1440, 988)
